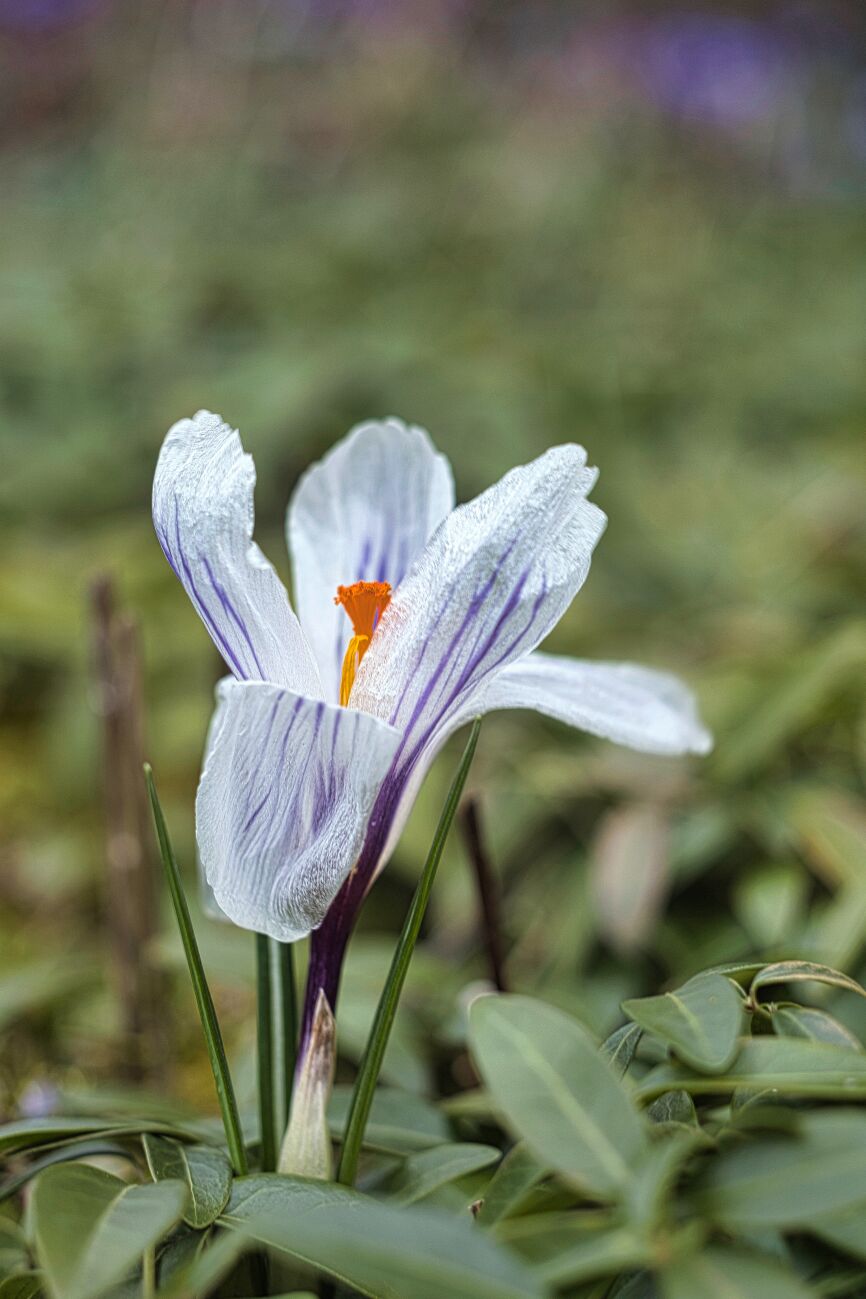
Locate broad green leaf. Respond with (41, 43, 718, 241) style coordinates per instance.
(0, 1276, 43, 1299)
(222, 1173, 547, 1299)
(30, 1162, 187, 1299)
(697, 1109, 866, 1228)
(750, 960, 866, 1001)
(637, 1037, 866, 1101)
(601, 1023, 643, 1079)
(469, 995, 646, 1199)
(537, 1227, 651, 1287)
(386, 1143, 500, 1206)
(0, 1117, 205, 1157)
(476, 1143, 547, 1227)
(660, 1246, 813, 1299)
(156, 1230, 248, 1298)
(142, 1134, 232, 1228)
(1, 1140, 136, 1204)
(223, 1172, 360, 1220)
(771, 1004, 863, 1048)
(622, 974, 745, 1074)
(328, 1086, 449, 1153)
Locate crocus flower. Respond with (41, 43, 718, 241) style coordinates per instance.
(153, 411, 710, 1041)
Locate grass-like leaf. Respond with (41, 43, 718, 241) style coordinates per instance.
(337, 718, 482, 1187)
(144, 764, 247, 1175)
(274, 938, 298, 1132)
(255, 932, 276, 1172)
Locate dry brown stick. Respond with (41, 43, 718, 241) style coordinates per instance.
(89, 576, 166, 1083)
(459, 796, 508, 992)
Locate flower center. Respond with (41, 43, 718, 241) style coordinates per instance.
(334, 581, 392, 706)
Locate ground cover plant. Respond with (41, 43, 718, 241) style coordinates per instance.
(1, 2, 865, 1297)
(3, 412, 866, 1298)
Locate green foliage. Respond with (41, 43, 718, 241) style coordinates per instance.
(469, 995, 646, 1198)
(621, 973, 746, 1073)
(4, 957, 866, 1295)
(141, 1134, 232, 1229)
(1, 5, 865, 1296)
(145, 767, 248, 1177)
(337, 719, 482, 1186)
(29, 1162, 187, 1299)
(227, 1174, 546, 1299)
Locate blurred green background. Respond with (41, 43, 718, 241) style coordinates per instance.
(1, 0, 864, 1118)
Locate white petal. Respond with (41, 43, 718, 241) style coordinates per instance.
(363, 652, 709, 893)
(472, 652, 713, 755)
(287, 418, 454, 702)
(196, 679, 233, 924)
(154, 410, 322, 696)
(351, 444, 606, 763)
(196, 679, 401, 942)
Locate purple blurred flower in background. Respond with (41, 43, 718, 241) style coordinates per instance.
(0, 0, 102, 31)
(640, 12, 792, 127)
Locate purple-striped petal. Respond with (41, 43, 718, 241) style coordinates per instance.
(351, 652, 710, 903)
(471, 653, 713, 756)
(287, 418, 454, 703)
(351, 444, 606, 771)
(154, 411, 322, 696)
(196, 679, 401, 941)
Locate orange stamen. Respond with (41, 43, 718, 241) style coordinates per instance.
(334, 581, 391, 706)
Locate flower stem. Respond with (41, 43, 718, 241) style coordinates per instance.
(256, 932, 276, 1172)
(336, 718, 482, 1187)
(143, 764, 248, 1176)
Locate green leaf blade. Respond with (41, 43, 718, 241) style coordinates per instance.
(622, 973, 746, 1074)
(31, 1162, 187, 1299)
(141, 1133, 232, 1228)
(222, 1173, 547, 1299)
(637, 1036, 866, 1101)
(771, 1004, 863, 1049)
(336, 719, 482, 1187)
(469, 994, 647, 1199)
(750, 960, 866, 1001)
(476, 1142, 547, 1227)
(144, 764, 248, 1176)
(696, 1109, 866, 1229)
(386, 1143, 500, 1206)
